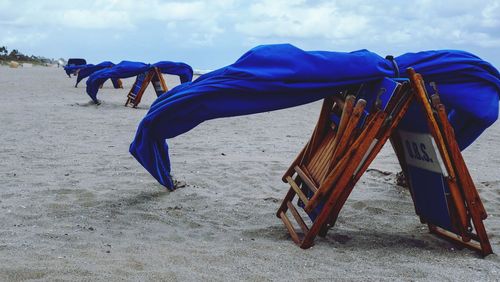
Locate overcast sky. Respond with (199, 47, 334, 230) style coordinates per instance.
(1, 0, 499, 70)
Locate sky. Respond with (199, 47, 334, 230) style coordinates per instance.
(0, 0, 499, 70)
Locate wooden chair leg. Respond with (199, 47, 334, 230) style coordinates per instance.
(408, 69, 471, 239)
(428, 224, 492, 256)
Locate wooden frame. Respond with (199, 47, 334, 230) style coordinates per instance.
(277, 70, 492, 256)
(125, 67, 168, 108)
(277, 78, 413, 249)
(390, 68, 492, 256)
(99, 78, 123, 90)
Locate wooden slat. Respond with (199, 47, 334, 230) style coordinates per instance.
(314, 131, 338, 183)
(285, 176, 309, 206)
(305, 99, 338, 176)
(322, 91, 416, 233)
(324, 99, 367, 180)
(154, 67, 168, 94)
(126, 70, 155, 107)
(307, 136, 329, 180)
(428, 224, 491, 256)
(407, 69, 456, 181)
(282, 145, 307, 182)
(326, 112, 387, 213)
(287, 201, 309, 234)
(282, 98, 334, 181)
(276, 186, 297, 217)
(309, 132, 337, 182)
(407, 72, 491, 255)
(434, 103, 491, 252)
(322, 96, 356, 173)
(435, 104, 487, 219)
(294, 166, 318, 193)
(279, 211, 301, 245)
(133, 70, 155, 107)
(408, 70, 470, 238)
(301, 112, 387, 246)
(435, 107, 470, 239)
(311, 96, 353, 180)
(304, 109, 381, 213)
(302, 97, 336, 164)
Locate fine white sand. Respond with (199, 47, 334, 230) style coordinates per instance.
(1, 66, 499, 281)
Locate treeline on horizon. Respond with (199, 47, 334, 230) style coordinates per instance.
(0, 46, 63, 66)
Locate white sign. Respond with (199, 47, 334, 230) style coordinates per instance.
(398, 130, 447, 175)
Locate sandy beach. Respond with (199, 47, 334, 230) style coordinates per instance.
(1, 66, 499, 281)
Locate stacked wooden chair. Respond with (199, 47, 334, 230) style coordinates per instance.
(125, 67, 168, 108)
(391, 69, 492, 256)
(277, 69, 492, 256)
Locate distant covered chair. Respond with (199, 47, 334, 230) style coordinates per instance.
(86, 61, 193, 106)
(125, 61, 193, 107)
(64, 58, 87, 77)
(75, 61, 122, 89)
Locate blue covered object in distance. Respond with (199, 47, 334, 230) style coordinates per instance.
(86, 61, 194, 103)
(129, 44, 500, 190)
(64, 58, 87, 76)
(75, 61, 116, 87)
(64, 65, 84, 76)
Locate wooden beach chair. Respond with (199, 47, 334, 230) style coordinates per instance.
(277, 69, 492, 256)
(277, 78, 413, 248)
(125, 67, 168, 108)
(99, 78, 123, 90)
(390, 69, 492, 256)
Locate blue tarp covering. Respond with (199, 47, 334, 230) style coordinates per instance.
(75, 61, 115, 87)
(152, 61, 193, 84)
(86, 61, 194, 103)
(129, 44, 500, 189)
(64, 64, 84, 76)
(64, 58, 87, 76)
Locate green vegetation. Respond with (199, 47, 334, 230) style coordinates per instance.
(0, 46, 63, 66)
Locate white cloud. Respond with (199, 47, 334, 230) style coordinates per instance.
(233, 0, 500, 51)
(105, 0, 230, 45)
(235, 1, 368, 40)
(0, 0, 498, 67)
(481, 2, 500, 28)
(61, 10, 134, 30)
(1, 30, 47, 46)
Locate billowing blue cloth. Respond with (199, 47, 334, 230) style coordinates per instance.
(64, 64, 84, 76)
(86, 61, 149, 103)
(64, 58, 87, 76)
(86, 61, 193, 103)
(129, 44, 500, 189)
(153, 61, 194, 83)
(75, 61, 115, 87)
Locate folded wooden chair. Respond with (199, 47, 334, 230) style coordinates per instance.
(99, 78, 123, 89)
(390, 68, 492, 256)
(277, 78, 413, 248)
(125, 67, 168, 108)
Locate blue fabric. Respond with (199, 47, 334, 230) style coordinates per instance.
(64, 58, 87, 76)
(75, 61, 115, 87)
(64, 64, 84, 76)
(129, 44, 500, 189)
(153, 61, 194, 84)
(86, 61, 194, 103)
(86, 61, 150, 103)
